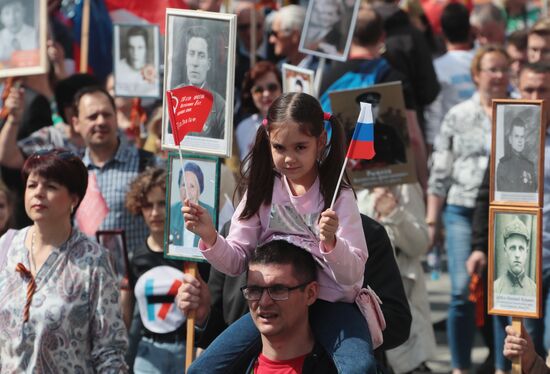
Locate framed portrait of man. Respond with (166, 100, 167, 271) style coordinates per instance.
(0, 0, 47, 78)
(329, 81, 417, 188)
(299, 0, 360, 61)
(488, 207, 541, 318)
(282, 63, 315, 96)
(96, 230, 130, 285)
(164, 153, 220, 262)
(162, 9, 236, 158)
(490, 100, 545, 206)
(113, 23, 161, 98)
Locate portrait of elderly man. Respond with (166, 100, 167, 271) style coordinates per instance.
(115, 25, 159, 97)
(494, 216, 536, 297)
(0, 0, 38, 63)
(174, 25, 225, 139)
(496, 116, 537, 193)
(169, 162, 215, 247)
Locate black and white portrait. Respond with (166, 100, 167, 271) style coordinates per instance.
(493, 103, 542, 204)
(282, 63, 315, 95)
(162, 10, 236, 158)
(113, 23, 160, 98)
(491, 211, 539, 315)
(165, 153, 219, 262)
(0, 0, 46, 77)
(96, 230, 130, 285)
(299, 0, 360, 61)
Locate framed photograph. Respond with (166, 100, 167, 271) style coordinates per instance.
(490, 100, 545, 206)
(0, 0, 47, 78)
(96, 230, 130, 285)
(299, 0, 360, 62)
(329, 81, 417, 188)
(161, 9, 236, 158)
(488, 206, 542, 318)
(282, 63, 315, 96)
(113, 23, 161, 98)
(164, 152, 220, 262)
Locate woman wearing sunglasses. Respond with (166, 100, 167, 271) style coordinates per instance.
(236, 61, 283, 161)
(0, 149, 128, 372)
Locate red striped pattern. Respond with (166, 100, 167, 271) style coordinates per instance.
(15, 263, 36, 323)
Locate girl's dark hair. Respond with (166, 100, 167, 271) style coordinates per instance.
(22, 149, 88, 218)
(239, 93, 351, 220)
(0, 180, 14, 235)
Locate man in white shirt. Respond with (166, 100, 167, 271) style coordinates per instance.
(424, 3, 476, 151)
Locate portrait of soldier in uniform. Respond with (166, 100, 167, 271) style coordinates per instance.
(496, 116, 537, 193)
(494, 216, 536, 297)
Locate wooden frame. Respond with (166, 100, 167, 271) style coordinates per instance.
(164, 152, 220, 262)
(488, 206, 542, 318)
(0, 0, 48, 78)
(282, 63, 315, 96)
(96, 230, 130, 285)
(490, 99, 546, 207)
(113, 23, 161, 99)
(161, 9, 236, 158)
(298, 0, 360, 62)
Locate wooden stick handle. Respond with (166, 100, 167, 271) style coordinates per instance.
(185, 262, 198, 372)
(79, 0, 90, 73)
(512, 317, 522, 374)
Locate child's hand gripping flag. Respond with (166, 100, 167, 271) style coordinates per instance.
(329, 102, 375, 208)
(346, 102, 375, 160)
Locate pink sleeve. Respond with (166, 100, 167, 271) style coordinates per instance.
(199, 197, 263, 276)
(319, 188, 368, 286)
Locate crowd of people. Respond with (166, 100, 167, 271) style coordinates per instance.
(2, 0, 550, 373)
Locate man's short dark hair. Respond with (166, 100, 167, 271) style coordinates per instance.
(55, 74, 100, 123)
(441, 3, 471, 43)
(126, 25, 149, 47)
(508, 29, 528, 51)
(72, 86, 116, 119)
(249, 240, 317, 284)
(352, 7, 384, 47)
(186, 26, 212, 57)
(520, 61, 550, 75)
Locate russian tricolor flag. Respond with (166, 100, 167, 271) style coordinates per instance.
(346, 102, 375, 160)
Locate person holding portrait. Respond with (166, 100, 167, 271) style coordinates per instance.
(494, 217, 536, 297)
(169, 162, 215, 247)
(174, 25, 225, 140)
(496, 117, 537, 193)
(0, 149, 128, 372)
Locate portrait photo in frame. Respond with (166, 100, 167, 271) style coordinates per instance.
(488, 207, 541, 318)
(162, 9, 236, 158)
(299, 0, 360, 62)
(329, 81, 417, 188)
(0, 0, 47, 78)
(113, 23, 161, 98)
(282, 63, 315, 96)
(490, 100, 545, 206)
(96, 230, 130, 285)
(164, 153, 220, 262)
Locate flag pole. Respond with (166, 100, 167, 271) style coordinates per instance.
(185, 263, 198, 372)
(79, 0, 91, 73)
(330, 157, 348, 209)
(177, 145, 190, 202)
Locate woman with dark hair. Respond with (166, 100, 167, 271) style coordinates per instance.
(236, 61, 282, 160)
(0, 149, 128, 372)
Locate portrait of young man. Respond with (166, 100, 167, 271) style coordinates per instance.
(0, 0, 38, 65)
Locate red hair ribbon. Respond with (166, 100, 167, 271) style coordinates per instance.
(262, 118, 268, 126)
(324, 112, 332, 121)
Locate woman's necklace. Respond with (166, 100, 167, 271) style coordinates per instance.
(29, 229, 37, 275)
